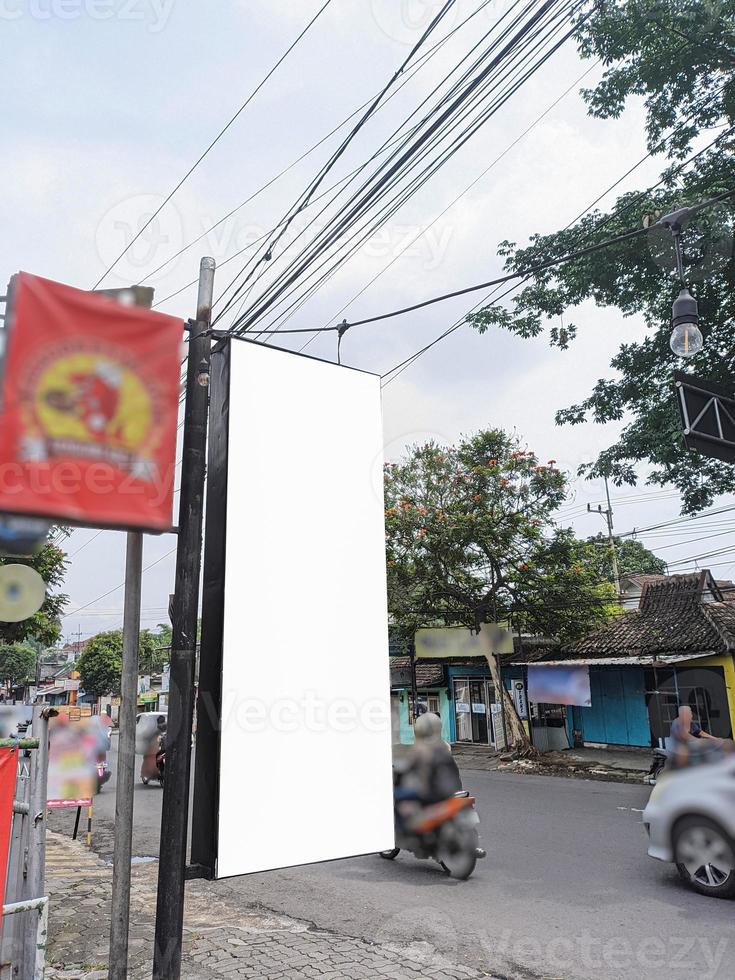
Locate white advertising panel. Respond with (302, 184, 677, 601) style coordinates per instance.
(215, 341, 394, 878)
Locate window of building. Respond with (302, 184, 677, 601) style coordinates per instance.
(408, 692, 441, 726)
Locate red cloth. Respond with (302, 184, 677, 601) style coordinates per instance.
(0, 747, 17, 922)
(0, 272, 183, 531)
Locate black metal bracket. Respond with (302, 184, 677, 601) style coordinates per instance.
(184, 863, 213, 881)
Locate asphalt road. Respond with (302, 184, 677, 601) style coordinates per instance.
(49, 737, 734, 980)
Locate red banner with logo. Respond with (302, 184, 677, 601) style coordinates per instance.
(0, 273, 182, 531)
(0, 746, 17, 922)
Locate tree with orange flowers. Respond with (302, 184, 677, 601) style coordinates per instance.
(384, 428, 616, 644)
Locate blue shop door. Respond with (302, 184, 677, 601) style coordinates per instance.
(577, 668, 650, 747)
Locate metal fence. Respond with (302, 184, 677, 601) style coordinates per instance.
(0, 710, 50, 980)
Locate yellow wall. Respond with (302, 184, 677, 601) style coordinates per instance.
(680, 654, 735, 735)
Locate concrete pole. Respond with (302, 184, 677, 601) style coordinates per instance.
(108, 531, 142, 980)
(604, 476, 621, 596)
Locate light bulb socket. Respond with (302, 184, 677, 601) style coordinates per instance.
(672, 287, 698, 328)
(196, 358, 210, 387)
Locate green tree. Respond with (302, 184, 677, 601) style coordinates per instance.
(152, 623, 172, 651)
(0, 540, 69, 647)
(149, 619, 201, 654)
(138, 629, 166, 676)
(78, 628, 164, 698)
(468, 0, 735, 513)
(77, 631, 122, 698)
(0, 645, 36, 688)
(587, 533, 667, 581)
(385, 430, 617, 645)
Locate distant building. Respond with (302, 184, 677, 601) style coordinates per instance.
(389, 571, 735, 753)
(619, 572, 735, 609)
(555, 570, 735, 747)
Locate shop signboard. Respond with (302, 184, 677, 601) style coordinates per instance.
(512, 680, 528, 719)
(415, 623, 513, 659)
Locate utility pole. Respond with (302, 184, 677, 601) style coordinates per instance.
(108, 533, 142, 980)
(153, 257, 215, 980)
(106, 285, 154, 980)
(588, 476, 621, 596)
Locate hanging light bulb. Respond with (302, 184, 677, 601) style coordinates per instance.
(670, 287, 703, 358)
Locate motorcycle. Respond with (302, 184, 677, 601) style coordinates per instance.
(646, 747, 669, 785)
(380, 780, 485, 879)
(141, 740, 165, 786)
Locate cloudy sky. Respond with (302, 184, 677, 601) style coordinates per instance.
(3, 0, 733, 644)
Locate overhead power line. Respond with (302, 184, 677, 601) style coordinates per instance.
(286, 58, 602, 355)
(205, 185, 732, 349)
(147, 0, 499, 299)
(380, 126, 735, 385)
(617, 503, 735, 540)
(215, 0, 463, 324)
(64, 546, 177, 617)
(93, 0, 335, 289)
(217, 0, 588, 335)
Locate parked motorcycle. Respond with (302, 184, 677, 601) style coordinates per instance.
(646, 747, 669, 785)
(380, 787, 485, 879)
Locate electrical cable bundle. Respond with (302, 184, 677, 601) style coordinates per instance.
(213, 0, 593, 338)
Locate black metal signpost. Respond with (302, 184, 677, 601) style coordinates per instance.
(152, 258, 216, 979)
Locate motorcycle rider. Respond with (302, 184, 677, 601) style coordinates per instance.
(395, 712, 462, 823)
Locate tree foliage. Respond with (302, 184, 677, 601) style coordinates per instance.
(586, 532, 667, 580)
(77, 628, 164, 698)
(468, 0, 735, 513)
(0, 645, 36, 688)
(385, 430, 616, 644)
(0, 541, 68, 648)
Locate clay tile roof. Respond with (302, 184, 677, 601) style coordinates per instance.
(564, 572, 734, 658)
(389, 656, 445, 687)
(715, 579, 735, 602)
(705, 601, 735, 646)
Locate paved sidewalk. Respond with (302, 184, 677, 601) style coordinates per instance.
(45, 833, 495, 979)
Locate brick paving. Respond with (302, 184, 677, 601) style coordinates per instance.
(44, 833, 495, 979)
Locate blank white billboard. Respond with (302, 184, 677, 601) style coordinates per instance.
(215, 340, 394, 878)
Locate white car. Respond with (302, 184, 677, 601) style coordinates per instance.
(642, 756, 735, 899)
